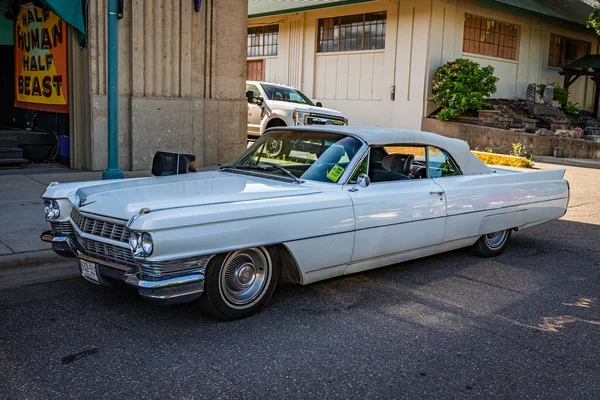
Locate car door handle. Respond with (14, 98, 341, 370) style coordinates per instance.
(430, 191, 445, 196)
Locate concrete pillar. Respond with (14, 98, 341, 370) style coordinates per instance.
(87, 0, 248, 171)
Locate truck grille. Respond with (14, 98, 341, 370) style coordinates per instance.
(71, 208, 129, 243)
(73, 232, 137, 268)
(305, 115, 346, 126)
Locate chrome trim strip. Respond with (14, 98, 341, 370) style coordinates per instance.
(123, 271, 205, 289)
(145, 196, 568, 262)
(73, 209, 129, 223)
(304, 236, 480, 275)
(139, 191, 323, 218)
(139, 287, 205, 300)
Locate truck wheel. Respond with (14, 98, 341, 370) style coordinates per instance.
(199, 246, 279, 320)
(471, 229, 511, 257)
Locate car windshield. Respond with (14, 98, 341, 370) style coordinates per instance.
(228, 130, 363, 183)
(261, 84, 314, 106)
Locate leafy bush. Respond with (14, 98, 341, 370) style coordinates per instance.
(563, 100, 583, 115)
(431, 58, 499, 121)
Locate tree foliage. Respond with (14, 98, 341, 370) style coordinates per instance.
(430, 58, 499, 121)
(587, 0, 600, 35)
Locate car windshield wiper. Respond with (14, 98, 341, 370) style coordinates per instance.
(219, 164, 302, 184)
(260, 162, 302, 184)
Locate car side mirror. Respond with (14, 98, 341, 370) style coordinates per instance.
(316, 101, 323, 107)
(256, 96, 263, 106)
(245, 90, 254, 103)
(357, 174, 370, 188)
(349, 174, 370, 192)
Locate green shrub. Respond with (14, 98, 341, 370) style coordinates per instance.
(431, 58, 499, 121)
(563, 100, 583, 115)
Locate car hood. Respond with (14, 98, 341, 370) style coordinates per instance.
(71, 171, 322, 221)
(267, 100, 345, 118)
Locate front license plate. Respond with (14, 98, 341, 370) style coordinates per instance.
(80, 259, 99, 283)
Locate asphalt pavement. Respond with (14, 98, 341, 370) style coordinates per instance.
(0, 162, 599, 399)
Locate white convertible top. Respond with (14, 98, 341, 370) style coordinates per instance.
(278, 126, 492, 175)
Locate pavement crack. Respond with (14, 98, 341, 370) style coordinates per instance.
(0, 239, 15, 254)
(61, 348, 100, 365)
(24, 175, 49, 186)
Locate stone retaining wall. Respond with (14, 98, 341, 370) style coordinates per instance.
(422, 118, 600, 159)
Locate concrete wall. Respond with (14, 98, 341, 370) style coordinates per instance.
(423, 118, 600, 159)
(87, 0, 248, 171)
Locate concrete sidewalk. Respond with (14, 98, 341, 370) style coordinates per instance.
(0, 164, 150, 267)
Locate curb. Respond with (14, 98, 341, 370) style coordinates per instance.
(533, 156, 600, 170)
(0, 249, 70, 269)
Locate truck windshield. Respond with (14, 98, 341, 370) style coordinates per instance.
(227, 130, 363, 183)
(260, 84, 314, 106)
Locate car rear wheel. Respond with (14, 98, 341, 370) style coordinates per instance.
(199, 246, 279, 320)
(471, 229, 511, 257)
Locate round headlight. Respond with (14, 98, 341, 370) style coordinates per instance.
(44, 200, 60, 220)
(141, 233, 153, 256)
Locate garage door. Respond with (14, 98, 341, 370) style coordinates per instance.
(247, 60, 265, 81)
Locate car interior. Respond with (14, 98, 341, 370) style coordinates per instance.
(368, 146, 428, 182)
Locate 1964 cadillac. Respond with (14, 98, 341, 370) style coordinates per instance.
(41, 127, 569, 319)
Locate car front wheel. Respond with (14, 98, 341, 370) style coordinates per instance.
(471, 229, 511, 257)
(199, 246, 279, 320)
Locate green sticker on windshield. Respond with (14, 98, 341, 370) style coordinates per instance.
(327, 165, 345, 182)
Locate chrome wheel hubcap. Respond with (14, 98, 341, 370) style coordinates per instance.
(267, 139, 283, 156)
(485, 230, 507, 249)
(220, 248, 271, 308)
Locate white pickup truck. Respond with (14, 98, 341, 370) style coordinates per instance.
(246, 81, 348, 138)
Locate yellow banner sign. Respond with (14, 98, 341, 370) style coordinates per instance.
(14, 6, 68, 113)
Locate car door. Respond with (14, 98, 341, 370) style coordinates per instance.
(343, 145, 447, 273)
(246, 83, 263, 136)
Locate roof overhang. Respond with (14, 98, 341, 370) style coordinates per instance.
(473, 0, 594, 31)
(248, 0, 377, 19)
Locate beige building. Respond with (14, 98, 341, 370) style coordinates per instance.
(247, 0, 598, 130)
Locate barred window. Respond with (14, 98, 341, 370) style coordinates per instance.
(463, 14, 519, 60)
(247, 25, 279, 57)
(318, 11, 386, 53)
(548, 34, 590, 68)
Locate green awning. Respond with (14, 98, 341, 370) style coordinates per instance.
(565, 54, 600, 69)
(249, 0, 376, 19)
(473, 0, 594, 29)
(39, 0, 87, 47)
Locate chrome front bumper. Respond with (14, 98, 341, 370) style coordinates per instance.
(41, 231, 206, 305)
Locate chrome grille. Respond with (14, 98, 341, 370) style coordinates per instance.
(305, 115, 346, 126)
(71, 208, 128, 243)
(50, 221, 73, 235)
(74, 232, 137, 268)
(140, 256, 212, 279)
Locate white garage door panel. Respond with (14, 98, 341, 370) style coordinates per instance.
(315, 51, 385, 101)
